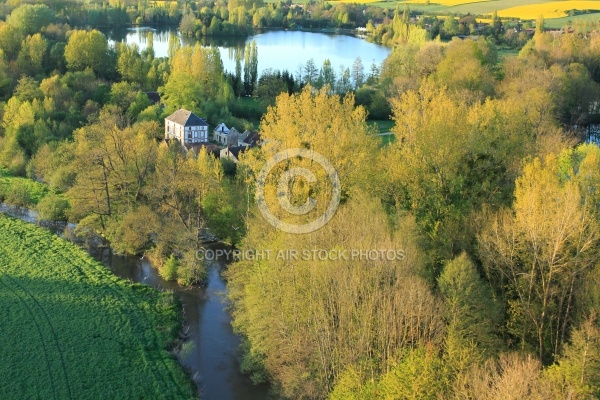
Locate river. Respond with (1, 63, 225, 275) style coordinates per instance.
(0, 204, 269, 400)
(105, 27, 391, 76)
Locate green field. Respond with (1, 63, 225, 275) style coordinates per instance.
(544, 11, 600, 28)
(0, 215, 196, 399)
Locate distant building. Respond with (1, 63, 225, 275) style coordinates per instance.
(220, 146, 248, 163)
(213, 123, 241, 146)
(238, 130, 262, 147)
(165, 109, 209, 146)
(213, 122, 230, 144)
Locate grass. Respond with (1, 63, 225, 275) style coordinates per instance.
(380, 133, 396, 146)
(497, 47, 520, 60)
(544, 12, 600, 28)
(0, 215, 196, 399)
(369, 119, 395, 133)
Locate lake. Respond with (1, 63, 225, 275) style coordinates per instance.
(106, 27, 392, 76)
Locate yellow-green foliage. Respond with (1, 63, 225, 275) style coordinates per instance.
(0, 170, 48, 207)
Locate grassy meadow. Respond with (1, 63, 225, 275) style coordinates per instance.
(0, 215, 196, 399)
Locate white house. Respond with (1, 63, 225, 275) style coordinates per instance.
(213, 123, 241, 146)
(213, 123, 229, 144)
(165, 109, 209, 146)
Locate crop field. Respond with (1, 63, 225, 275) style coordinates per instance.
(360, 0, 600, 21)
(0, 215, 196, 399)
(498, 1, 600, 19)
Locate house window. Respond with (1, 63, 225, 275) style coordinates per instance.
(188, 132, 192, 139)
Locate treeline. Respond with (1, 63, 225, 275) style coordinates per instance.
(177, 0, 383, 38)
(0, 0, 386, 36)
(224, 29, 600, 399)
(0, 0, 182, 28)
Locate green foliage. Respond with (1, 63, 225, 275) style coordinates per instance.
(161, 44, 233, 123)
(239, 339, 269, 385)
(479, 151, 600, 363)
(160, 254, 179, 281)
(7, 4, 55, 35)
(438, 253, 502, 354)
(329, 366, 377, 400)
(0, 175, 48, 207)
(64, 30, 111, 76)
(36, 192, 70, 221)
(377, 346, 447, 399)
(202, 185, 246, 246)
(0, 215, 196, 399)
(545, 316, 600, 398)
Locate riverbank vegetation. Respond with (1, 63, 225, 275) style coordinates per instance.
(0, 214, 196, 399)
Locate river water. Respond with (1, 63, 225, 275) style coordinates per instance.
(0, 204, 269, 400)
(105, 27, 391, 76)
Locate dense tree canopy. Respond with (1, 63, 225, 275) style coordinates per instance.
(64, 30, 111, 76)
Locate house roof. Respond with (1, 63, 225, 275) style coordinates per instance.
(186, 143, 220, 156)
(242, 131, 261, 146)
(214, 122, 230, 133)
(165, 109, 208, 127)
(221, 146, 248, 161)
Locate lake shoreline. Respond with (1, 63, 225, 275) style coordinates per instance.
(107, 27, 392, 77)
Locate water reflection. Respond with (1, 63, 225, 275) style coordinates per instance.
(104, 26, 392, 76)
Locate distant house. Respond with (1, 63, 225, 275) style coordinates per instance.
(238, 130, 262, 147)
(220, 146, 248, 163)
(213, 123, 229, 144)
(165, 109, 209, 146)
(213, 123, 241, 146)
(185, 143, 221, 157)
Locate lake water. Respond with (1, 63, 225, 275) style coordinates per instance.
(106, 27, 391, 76)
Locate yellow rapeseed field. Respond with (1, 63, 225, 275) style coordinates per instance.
(406, 0, 493, 5)
(498, 1, 600, 20)
(345, 0, 492, 5)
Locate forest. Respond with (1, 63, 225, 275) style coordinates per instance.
(2, 0, 600, 397)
